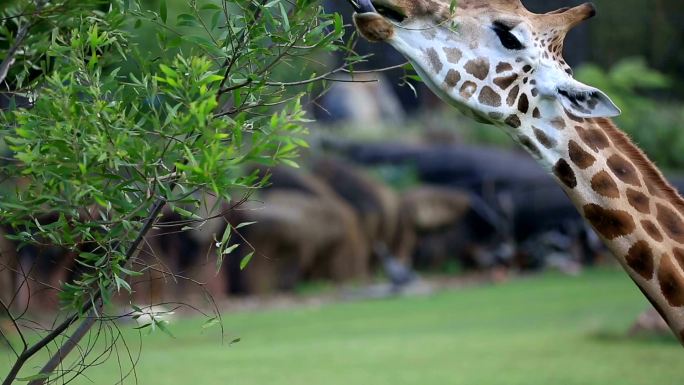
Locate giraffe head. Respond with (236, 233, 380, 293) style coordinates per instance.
(351, 0, 620, 126)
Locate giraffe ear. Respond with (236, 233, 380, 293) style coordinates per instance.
(556, 79, 621, 118)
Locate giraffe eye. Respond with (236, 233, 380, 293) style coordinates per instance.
(492, 22, 525, 50)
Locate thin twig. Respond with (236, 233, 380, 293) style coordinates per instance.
(26, 300, 103, 385)
(2, 190, 172, 385)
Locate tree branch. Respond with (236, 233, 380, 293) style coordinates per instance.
(0, 23, 29, 86)
(2, 194, 171, 385)
(26, 300, 103, 385)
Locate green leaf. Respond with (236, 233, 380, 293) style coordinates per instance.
(114, 275, 132, 293)
(160, 0, 168, 23)
(133, 322, 152, 330)
(279, 3, 290, 32)
(172, 205, 204, 221)
(236, 221, 257, 229)
(280, 159, 299, 168)
(202, 317, 220, 329)
(155, 319, 175, 338)
(222, 243, 239, 255)
(201, 4, 221, 11)
(240, 252, 254, 270)
(16, 373, 52, 382)
(159, 64, 176, 77)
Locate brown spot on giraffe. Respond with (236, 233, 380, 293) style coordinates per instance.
(576, 126, 610, 152)
(459, 81, 477, 100)
(505, 115, 521, 128)
(506, 85, 519, 106)
(583, 204, 636, 240)
(642, 220, 664, 242)
(532, 108, 541, 118)
(625, 240, 654, 280)
(443, 47, 462, 64)
(517, 93, 529, 114)
(568, 140, 595, 169)
(607, 154, 641, 186)
(591, 171, 619, 199)
(464, 58, 490, 80)
(519, 136, 541, 158)
(496, 62, 512, 73)
(488, 112, 503, 120)
(674, 248, 684, 270)
(533, 127, 555, 149)
(565, 110, 584, 123)
(553, 159, 576, 189)
(594, 118, 684, 215)
(424, 48, 443, 73)
(550, 117, 565, 130)
(444, 69, 461, 88)
(658, 253, 684, 307)
(422, 28, 437, 40)
(656, 203, 684, 244)
(493, 74, 518, 90)
(627, 189, 650, 214)
(478, 86, 501, 107)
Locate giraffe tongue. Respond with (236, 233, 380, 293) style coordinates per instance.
(350, 0, 377, 13)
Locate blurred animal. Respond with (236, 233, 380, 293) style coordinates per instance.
(628, 307, 672, 337)
(400, 186, 506, 271)
(401, 186, 471, 232)
(311, 157, 408, 264)
(329, 141, 606, 268)
(373, 243, 415, 291)
(228, 190, 369, 294)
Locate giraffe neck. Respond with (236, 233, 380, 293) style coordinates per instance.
(515, 107, 684, 344)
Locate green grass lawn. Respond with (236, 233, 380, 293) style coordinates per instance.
(2, 269, 682, 384)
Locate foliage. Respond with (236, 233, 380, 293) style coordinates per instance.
(576, 58, 684, 169)
(0, 0, 361, 382)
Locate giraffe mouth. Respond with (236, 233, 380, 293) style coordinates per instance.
(349, 0, 407, 23)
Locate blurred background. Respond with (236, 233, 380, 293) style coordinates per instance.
(2, 0, 684, 383)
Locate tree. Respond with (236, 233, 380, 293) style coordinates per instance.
(0, 0, 363, 383)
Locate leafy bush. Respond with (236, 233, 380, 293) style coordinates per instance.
(0, 0, 359, 382)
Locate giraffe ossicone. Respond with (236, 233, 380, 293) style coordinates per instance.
(350, 0, 684, 347)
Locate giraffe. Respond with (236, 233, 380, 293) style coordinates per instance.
(349, 0, 684, 345)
